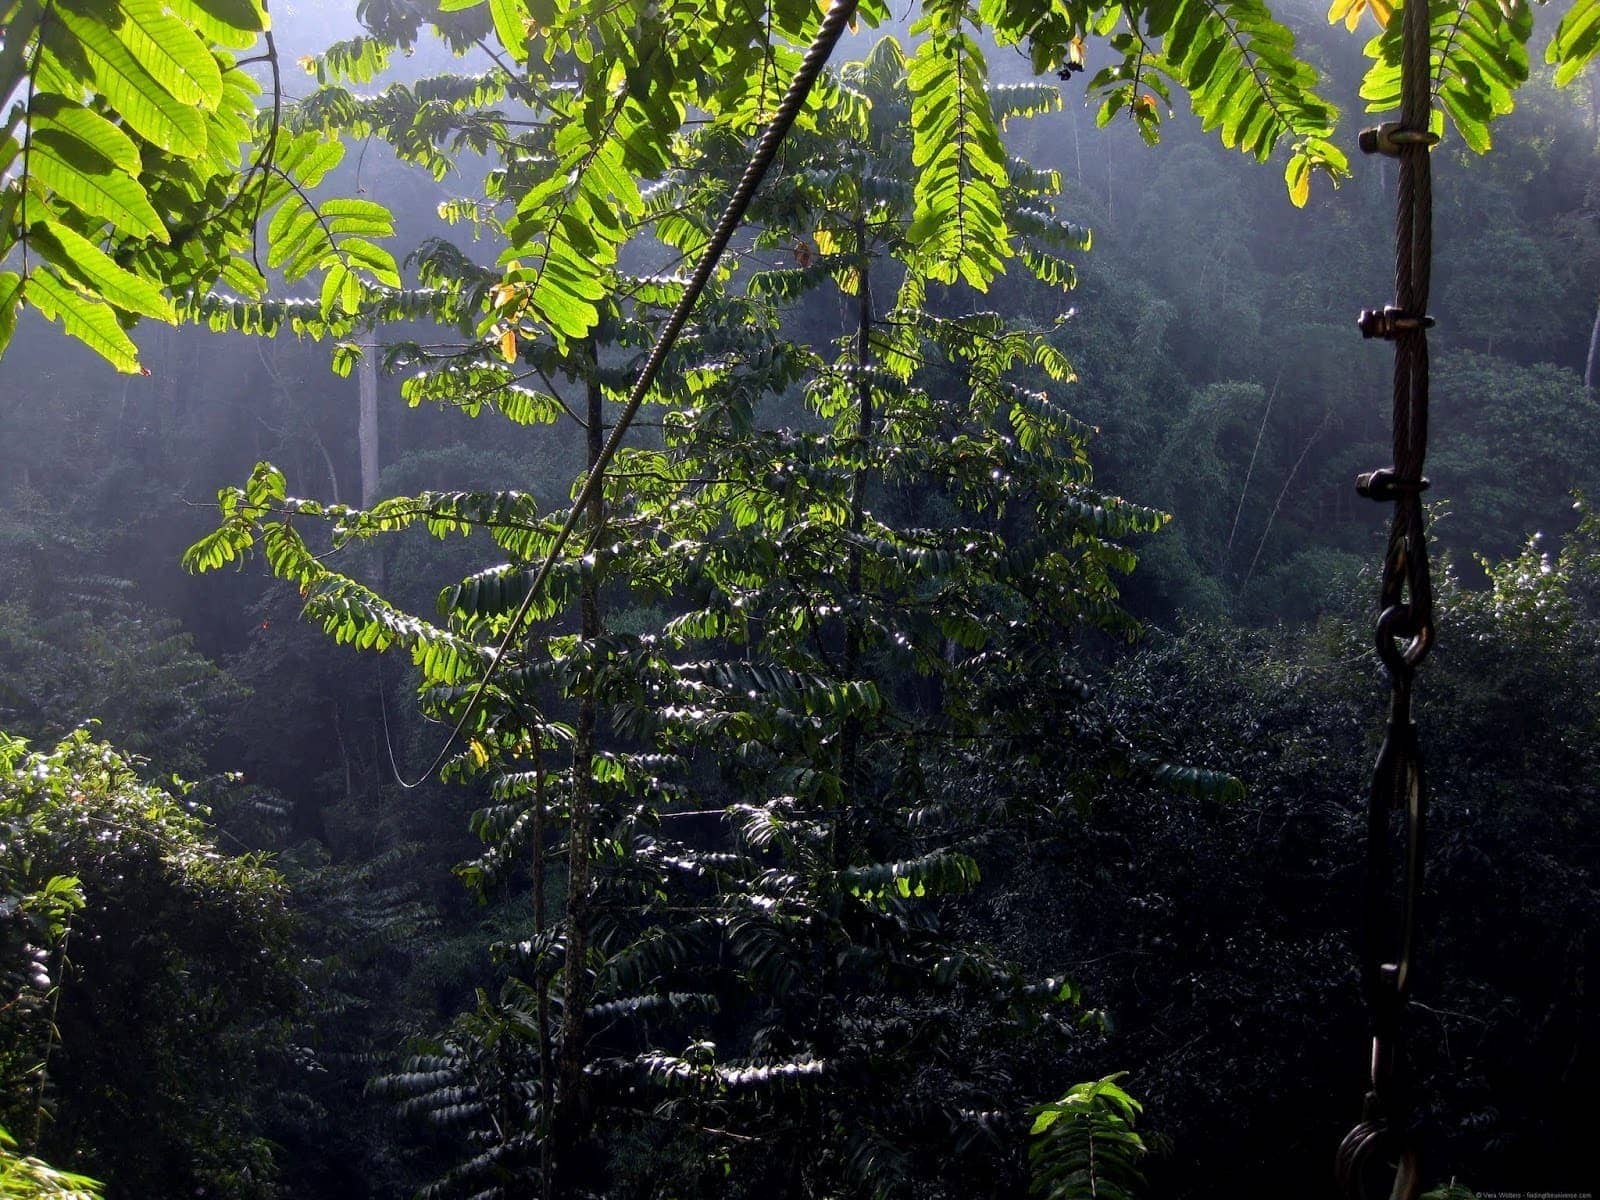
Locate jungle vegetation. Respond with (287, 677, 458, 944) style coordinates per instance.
(1, 0, 1597, 1197)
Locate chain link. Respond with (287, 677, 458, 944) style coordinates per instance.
(1338, 0, 1437, 1195)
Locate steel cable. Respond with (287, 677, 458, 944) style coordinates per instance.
(1338, 0, 1439, 1195)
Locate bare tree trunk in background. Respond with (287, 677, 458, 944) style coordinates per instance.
(1239, 411, 1333, 595)
(358, 345, 382, 588)
(1585, 290, 1598, 393)
(358, 345, 380, 507)
(312, 435, 341, 505)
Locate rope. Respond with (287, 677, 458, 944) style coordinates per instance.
(386, 0, 863, 788)
(1338, 1, 1438, 1196)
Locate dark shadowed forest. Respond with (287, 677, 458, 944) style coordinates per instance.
(2, 1, 1597, 1197)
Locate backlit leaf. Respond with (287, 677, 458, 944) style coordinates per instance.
(24, 267, 141, 372)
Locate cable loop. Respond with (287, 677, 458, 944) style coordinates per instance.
(1374, 603, 1433, 678)
(1336, 1114, 1422, 1200)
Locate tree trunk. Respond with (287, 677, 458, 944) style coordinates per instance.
(838, 225, 874, 798)
(358, 345, 380, 507)
(532, 738, 553, 1200)
(845, 219, 874, 683)
(358, 346, 382, 589)
(824, 222, 874, 1069)
(1585, 288, 1598, 393)
(555, 345, 604, 1187)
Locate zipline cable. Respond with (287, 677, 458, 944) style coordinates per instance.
(385, 0, 863, 789)
(1337, 0, 1440, 1194)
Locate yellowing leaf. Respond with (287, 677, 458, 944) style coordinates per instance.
(499, 327, 517, 362)
(1285, 153, 1311, 208)
(1328, 0, 1391, 31)
(468, 739, 489, 767)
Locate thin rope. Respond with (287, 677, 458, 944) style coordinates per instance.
(1222, 368, 1281, 572)
(386, 0, 863, 788)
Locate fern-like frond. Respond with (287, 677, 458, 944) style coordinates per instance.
(1360, 0, 1533, 153)
(1028, 1075, 1147, 1200)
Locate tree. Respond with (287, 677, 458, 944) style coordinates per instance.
(987, 507, 1600, 1194)
(180, 25, 1272, 1195)
(0, 730, 292, 1198)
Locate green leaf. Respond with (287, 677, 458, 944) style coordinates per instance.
(1361, 0, 1531, 153)
(29, 219, 176, 321)
(48, 7, 208, 157)
(218, 256, 267, 299)
(319, 261, 363, 316)
(907, 25, 1012, 288)
(317, 197, 395, 238)
(1549, 0, 1600, 87)
(266, 197, 323, 272)
(489, 0, 531, 61)
(24, 267, 141, 372)
(330, 341, 361, 377)
(1284, 151, 1311, 208)
(339, 236, 402, 287)
(1029, 1075, 1146, 1200)
(167, 0, 268, 49)
(0, 271, 22, 358)
(1074, 0, 1343, 200)
(0, 0, 44, 106)
(29, 92, 142, 174)
(279, 133, 345, 187)
(104, 0, 226, 109)
(27, 130, 167, 242)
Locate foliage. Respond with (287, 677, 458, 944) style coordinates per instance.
(0, 0, 397, 371)
(1348, 0, 1597, 154)
(0, 543, 248, 774)
(1548, 0, 1600, 86)
(3, 0, 1597, 1195)
(0, 1126, 100, 1200)
(0, 730, 293, 1199)
(1006, 510, 1600, 1193)
(21, 0, 1594, 373)
(1028, 1075, 1147, 1200)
